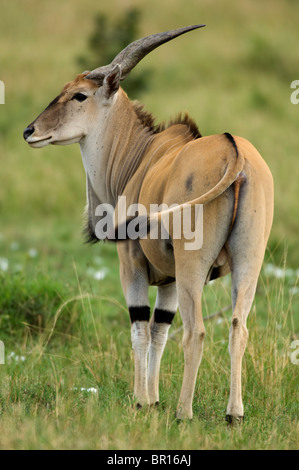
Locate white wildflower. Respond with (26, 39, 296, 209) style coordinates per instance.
(0, 258, 8, 271)
(10, 241, 20, 251)
(94, 269, 108, 280)
(289, 286, 299, 296)
(28, 248, 38, 258)
(72, 387, 98, 394)
(7, 352, 26, 363)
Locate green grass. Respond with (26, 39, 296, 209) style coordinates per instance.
(0, 0, 298, 450)
(0, 235, 297, 449)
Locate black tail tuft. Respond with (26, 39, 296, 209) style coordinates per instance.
(83, 217, 100, 245)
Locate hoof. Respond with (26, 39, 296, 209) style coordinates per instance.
(175, 416, 193, 425)
(226, 414, 244, 425)
(175, 410, 193, 423)
(149, 401, 159, 408)
(136, 403, 143, 409)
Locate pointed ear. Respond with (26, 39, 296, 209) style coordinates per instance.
(103, 65, 121, 99)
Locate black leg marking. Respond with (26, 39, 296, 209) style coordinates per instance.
(129, 306, 150, 324)
(154, 308, 175, 325)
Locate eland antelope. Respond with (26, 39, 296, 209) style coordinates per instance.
(23, 25, 274, 423)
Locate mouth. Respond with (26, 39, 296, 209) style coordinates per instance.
(26, 136, 52, 148)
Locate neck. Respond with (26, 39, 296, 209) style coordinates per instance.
(80, 89, 153, 208)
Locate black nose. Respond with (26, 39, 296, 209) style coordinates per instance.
(23, 126, 34, 141)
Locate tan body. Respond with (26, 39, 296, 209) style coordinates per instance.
(138, 134, 273, 280)
(114, 93, 273, 419)
(24, 26, 274, 422)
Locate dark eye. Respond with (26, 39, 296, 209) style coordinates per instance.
(72, 93, 87, 102)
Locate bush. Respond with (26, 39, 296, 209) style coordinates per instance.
(77, 8, 152, 97)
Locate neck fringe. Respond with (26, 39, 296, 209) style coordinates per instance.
(132, 101, 202, 139)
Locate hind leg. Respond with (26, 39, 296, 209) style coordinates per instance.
(174, 256, 209, 420)
(226, 272, 261, 423)
(225, 157, 273, 423)
(226, 212, 269, 422)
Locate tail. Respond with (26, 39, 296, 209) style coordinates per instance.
(152, 133, 244, 223)
(108, 133, 245, 241)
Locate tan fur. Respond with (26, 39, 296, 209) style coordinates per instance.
(25, 67, 274, 422)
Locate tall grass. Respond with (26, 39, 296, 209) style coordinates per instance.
(0, 0, 298, 264)
(0, 0, 298, 450)
(0, 250, 298, 449)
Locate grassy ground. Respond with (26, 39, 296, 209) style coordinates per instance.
(0, 0, 298, 450)
(0, 242, 297, 449)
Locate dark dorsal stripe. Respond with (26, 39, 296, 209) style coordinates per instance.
(223, 132, 239, 158)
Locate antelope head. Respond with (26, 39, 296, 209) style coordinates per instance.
(23, 25, 205, 147)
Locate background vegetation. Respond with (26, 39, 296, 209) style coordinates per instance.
(77, 8, 151, 97)
(0, 0, 298, 450)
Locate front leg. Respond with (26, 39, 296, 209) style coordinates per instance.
(118, 242, 151, 407)
(148, 283, 177, 405)
(129, 306, 151, 407)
